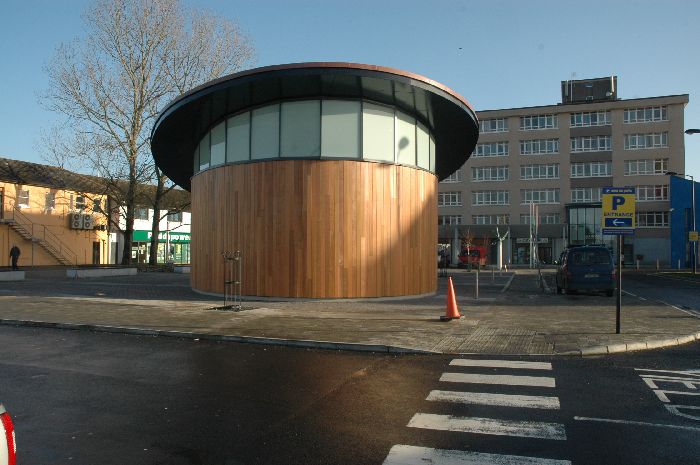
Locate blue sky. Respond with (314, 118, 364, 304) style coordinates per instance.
(2, 0, 700, 176)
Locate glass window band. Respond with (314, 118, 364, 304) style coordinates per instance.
(192, 99, 437, 176)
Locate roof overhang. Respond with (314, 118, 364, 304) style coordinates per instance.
(151, 62, 479, 190)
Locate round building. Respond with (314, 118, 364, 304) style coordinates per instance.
(151, 63, 478, 298)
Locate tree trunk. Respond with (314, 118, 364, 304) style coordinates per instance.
(121, 209, 134, 265)
(148, 207, 161, 265)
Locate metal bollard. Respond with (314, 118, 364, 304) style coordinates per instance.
(656, 259, 659, 271)
(636, 260, 639, 271)
(492, 266, 495, 283)
(475, 267, 479, 300)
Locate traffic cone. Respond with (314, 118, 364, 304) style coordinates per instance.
(440, 277, 462, 321)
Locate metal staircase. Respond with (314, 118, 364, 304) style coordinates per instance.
(1, 205, 77, 266)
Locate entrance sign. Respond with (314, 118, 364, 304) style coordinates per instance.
(602, 187, 636, 236)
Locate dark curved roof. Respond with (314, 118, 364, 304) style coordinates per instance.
(151, 62, 479, 190)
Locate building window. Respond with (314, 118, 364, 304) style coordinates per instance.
(636, 211, 669, 227)
(520, 114, 557, 130)
(438, 215, 462, 226)
(521, 188, 559, 204)
(541, 213, 561, 224)
(624, 106, 668, 124)
(570, 135, 612, 152)
(624, 158, 669, 176)
(571, 161, 612, 178)
(479, 118, 508, 133)
(570, 111, 611, 127)
(473, 142, 508, 158)
(520, 139, 559, 155)
(624, 132, 668, 150)
(134, 207, 149, 220)
(321, 100, 361, 159)
(472, 166, 509, 182)
(438, 191, 462, 207)
(75, 195, 87, 211)
(520, 163, 559, 180)
(520, 213, 561, 225)
(17, 190, 30, 208)
(45, 192, 56, 210)
(473, 214, 510, 225)
(571, 188, 602, 203)
(281, 100, 321, 158)
(196, 99, 438, 175)
(636, 185, 668, 201)
(441, 170, 462, 183)
(472, 190, 509, 206)
(167, 211, 183, 223)
(198, 132, 211, 170)
(93, 198, 102, 213)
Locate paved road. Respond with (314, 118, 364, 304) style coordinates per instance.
(2, 325, 699, 464)
(622, 271, 700, 318)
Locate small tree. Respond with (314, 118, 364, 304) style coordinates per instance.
(43, 0, 255, 264)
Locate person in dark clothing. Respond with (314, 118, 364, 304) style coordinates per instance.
(9, 245, 20, 270)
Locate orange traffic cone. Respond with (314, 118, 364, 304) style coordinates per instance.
(440, 277, 462, 321)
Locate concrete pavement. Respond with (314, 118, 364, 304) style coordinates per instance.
(0, 267, 699, 355)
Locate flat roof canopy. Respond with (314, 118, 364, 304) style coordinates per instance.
(151, 62, 479, 190)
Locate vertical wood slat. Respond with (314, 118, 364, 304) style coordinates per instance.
(191, 159, 436, 298)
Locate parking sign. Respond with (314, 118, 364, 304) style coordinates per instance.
(602, 187, 636, 236)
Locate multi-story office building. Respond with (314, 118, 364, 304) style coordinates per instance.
(438, 77, 689, 267)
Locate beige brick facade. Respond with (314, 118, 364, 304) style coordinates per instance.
(438, 81, 689, 267)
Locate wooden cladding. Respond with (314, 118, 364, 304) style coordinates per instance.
(191, 160, 437, 298)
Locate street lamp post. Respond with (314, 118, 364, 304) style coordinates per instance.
(684, 128, 700, 274)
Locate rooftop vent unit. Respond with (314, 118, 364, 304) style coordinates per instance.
(561, 76, 617, 104)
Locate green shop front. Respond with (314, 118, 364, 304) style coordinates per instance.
(131, 230, 191, 264)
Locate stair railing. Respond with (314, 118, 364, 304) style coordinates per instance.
(7, 204, 78, 266)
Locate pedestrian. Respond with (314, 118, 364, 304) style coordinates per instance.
(9, 244, 20, 270)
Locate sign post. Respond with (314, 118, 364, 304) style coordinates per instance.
(602, 187, 636, 334)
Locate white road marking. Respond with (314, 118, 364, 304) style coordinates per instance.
(652, 389, 700, 403)
(639, 375, 700, 390)
(427, 390, 560, 410)
(635, 368, 700, 377)
(450, 359, 552, 370)
(383, 445, 571, 465)
(574, 416, 700, 432)
(408, 413, 566, 440)
(659, 301, 700, 319)
(441, 372, 556, 388)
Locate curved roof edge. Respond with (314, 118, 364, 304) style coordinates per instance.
(151, 62, 479, 190)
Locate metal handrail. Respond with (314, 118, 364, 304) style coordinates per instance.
(7, 204, 78, 265)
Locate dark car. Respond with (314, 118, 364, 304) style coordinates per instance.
(555, 245, 615, 296)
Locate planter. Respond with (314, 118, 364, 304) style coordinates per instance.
(0, 271, 25, 281)
(66, 268, 137, 278)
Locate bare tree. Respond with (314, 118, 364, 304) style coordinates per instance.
(43, 0, 255, 265)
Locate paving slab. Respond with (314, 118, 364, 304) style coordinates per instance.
(0, 268, 699, 356)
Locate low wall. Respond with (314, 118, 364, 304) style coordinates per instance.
(0, 271, 25, 281)
(174, 266, 190, 274)
(67, 268, 138, 278)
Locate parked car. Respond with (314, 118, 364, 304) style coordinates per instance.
(555, 245, 615, 296)
(0, 404, 16, 465)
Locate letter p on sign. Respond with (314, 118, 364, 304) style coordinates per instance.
(612, 196, 625, 210)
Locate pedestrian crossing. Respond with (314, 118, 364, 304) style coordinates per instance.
(382, 358, 570, 465)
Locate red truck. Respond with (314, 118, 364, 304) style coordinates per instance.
(458, 246, 488, 267)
